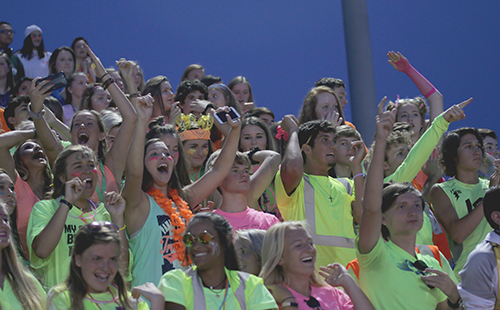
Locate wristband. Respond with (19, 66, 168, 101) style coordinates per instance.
(129, 92, 141, 99)
(353, 172, 366, 180)
(28, 103, 45, 119)
(60, 199, 73, 211)
(32, 129, 37, 139)
(447, 298, 462, 309)
(281, 301, 298, 307)
(102, 77, 115, 90)
(98, 72, 109, 80)
(119, 224, 127, 231)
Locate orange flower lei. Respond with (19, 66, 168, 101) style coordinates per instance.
(146, 187, 193, 266)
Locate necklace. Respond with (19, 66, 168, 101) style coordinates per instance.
(316, 177, 333, 202)
(66, 198, 97, 224)
(146, 188, 193, 265)
(202, 275, 227, 298)
(85, 285, 123, 310)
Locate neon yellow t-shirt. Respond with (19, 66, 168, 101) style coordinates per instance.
(0, 272, 45, 309)
(356, 237, 451, 309)
(158, 268, 277, 310)
(47, 284, 149, 309)
(27, 198, 111, 291)
(437, 177, 490, 277)
(275, 171, 356, 267)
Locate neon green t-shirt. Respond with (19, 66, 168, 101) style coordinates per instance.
(47, 284, 149, 309)
(384, 112, 449, 184)
(158, 268, 277, 310)
(0, 272, 45, 309)
(437, 177, 490, 277)
(275, 170, 356, 267)
(27, 198, 111, 291)
(356, 237, 451, 309)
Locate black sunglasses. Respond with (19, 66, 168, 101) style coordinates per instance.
(183, 230, 216, 247)
(305, 296, 324, 309)
(412, 259, 434, 289)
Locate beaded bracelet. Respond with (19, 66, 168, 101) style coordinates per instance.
(129, 92, 141, 99)
(353, 172, 366, 180)
(119, 224, 127, 231)
(99, 72, 109, 80)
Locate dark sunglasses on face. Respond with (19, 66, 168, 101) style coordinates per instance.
(305, 296, 324, 309)
(0, 30, 14, 35)
(85, 221, 119, 233)
(183, 230, 216, 247)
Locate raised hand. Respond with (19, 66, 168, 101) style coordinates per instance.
(375, 97, 396, 141)
(64, 177, 86, 204)
(443, 98, 472, 122)
(280, 114, 299, 134)
(349, 140, 367, 166)
(84, 44, 106, 78)
(131, 282, 165, 309)
(136, 93, 154, 122)
(168, 102, 182, 125)
(387, 51, 410, 71)
(423, 149, 444, 179)
(319, 263, 352, 288)
(116, 58, 135, 81)
(29, 78, 52, 111)
(103, 191, 126, 217)
(321, 110, 343, 127)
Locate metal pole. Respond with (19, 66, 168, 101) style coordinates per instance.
(341, 0, 377, 145)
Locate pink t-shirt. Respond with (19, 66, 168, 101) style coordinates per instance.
(15, 171, 40, 257)
(285, 284, 354, 310)
(213, 207, 279, 231)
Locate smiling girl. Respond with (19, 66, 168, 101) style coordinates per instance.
(27, 145, 128, 291)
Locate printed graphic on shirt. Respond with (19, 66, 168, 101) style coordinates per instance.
(157, 214, 178, 274)
(64, 224, 84, 256)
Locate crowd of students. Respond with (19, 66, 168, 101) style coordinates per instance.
(0, 21, 499, 309)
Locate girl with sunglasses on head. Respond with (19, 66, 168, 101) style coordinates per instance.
(356, 103, 460, 310)
(0, 203, 45, 309)
(123, 96, 241, 288)
(158, 212, 277, 310)
(27, 145, 128, 291)
(48, 221, 164, 310)
(260, 221, 373, 310)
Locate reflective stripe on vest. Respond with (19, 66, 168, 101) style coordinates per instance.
(303, 175, 355, 248)
(185, 267, 250, 310)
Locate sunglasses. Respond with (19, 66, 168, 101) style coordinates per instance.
(182, 230, 216, 247)
(0, 30, 15, 35)
(412, 259, 435, 289)
(304, 296, 324, 309)
(85, 221, 119, 233)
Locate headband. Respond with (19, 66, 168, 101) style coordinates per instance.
(177, 113, 214, 141)
(208, 83, 232, 98)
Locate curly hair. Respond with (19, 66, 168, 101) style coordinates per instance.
(386, 97, 428, 136)
(183, 212, 239, 270)
(174, 79, 208, 105)
(440, 127, 484, 177)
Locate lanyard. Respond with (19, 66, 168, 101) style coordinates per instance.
(95, 159, 107, 203)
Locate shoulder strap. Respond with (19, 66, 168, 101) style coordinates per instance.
(489, 242, 500, 310)
(303, 175, 355, 248)
(234, 271, 251, 310)
(185, 267, 207, 310)
(335, 177, 353, 196)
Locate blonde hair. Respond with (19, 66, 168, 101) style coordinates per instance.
(259, 221, 324, 287)
(0, 203, 45, 309)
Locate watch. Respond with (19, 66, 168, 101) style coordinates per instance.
(60, 199, 73, 211)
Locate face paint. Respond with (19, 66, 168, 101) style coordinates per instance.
(173, 153, 179, 160)
(167, 156, 173, 161)
(186, 149, 196, 156)
(71, 171, 83, 178)
(210, 241, 220, 257)
(75, 152, 91, 161)
(148, 156, 159, 162)
(202, 149, 209, 156)
(92, 168, 98, 174)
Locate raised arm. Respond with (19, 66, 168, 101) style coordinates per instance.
(86, 46, 138, 182)
(350, 140, 367, 224)
(387, 98, 473, 183)
(28, 79, 64, 169)
(246, 150, 281, 205)
(184, 107, 241, 207)
(279, 115, 303, 196)
(0, 129, 37, 181)
(358, 98, 396, 254)
(122, 95, 153, 236)
(103, 191, 129, 270)
(32, 177, 84, 258)
(388, 51, 443, 122)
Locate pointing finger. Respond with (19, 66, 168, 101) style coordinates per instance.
(378, 97, 387, 115)
(457, 97, 473, 109)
